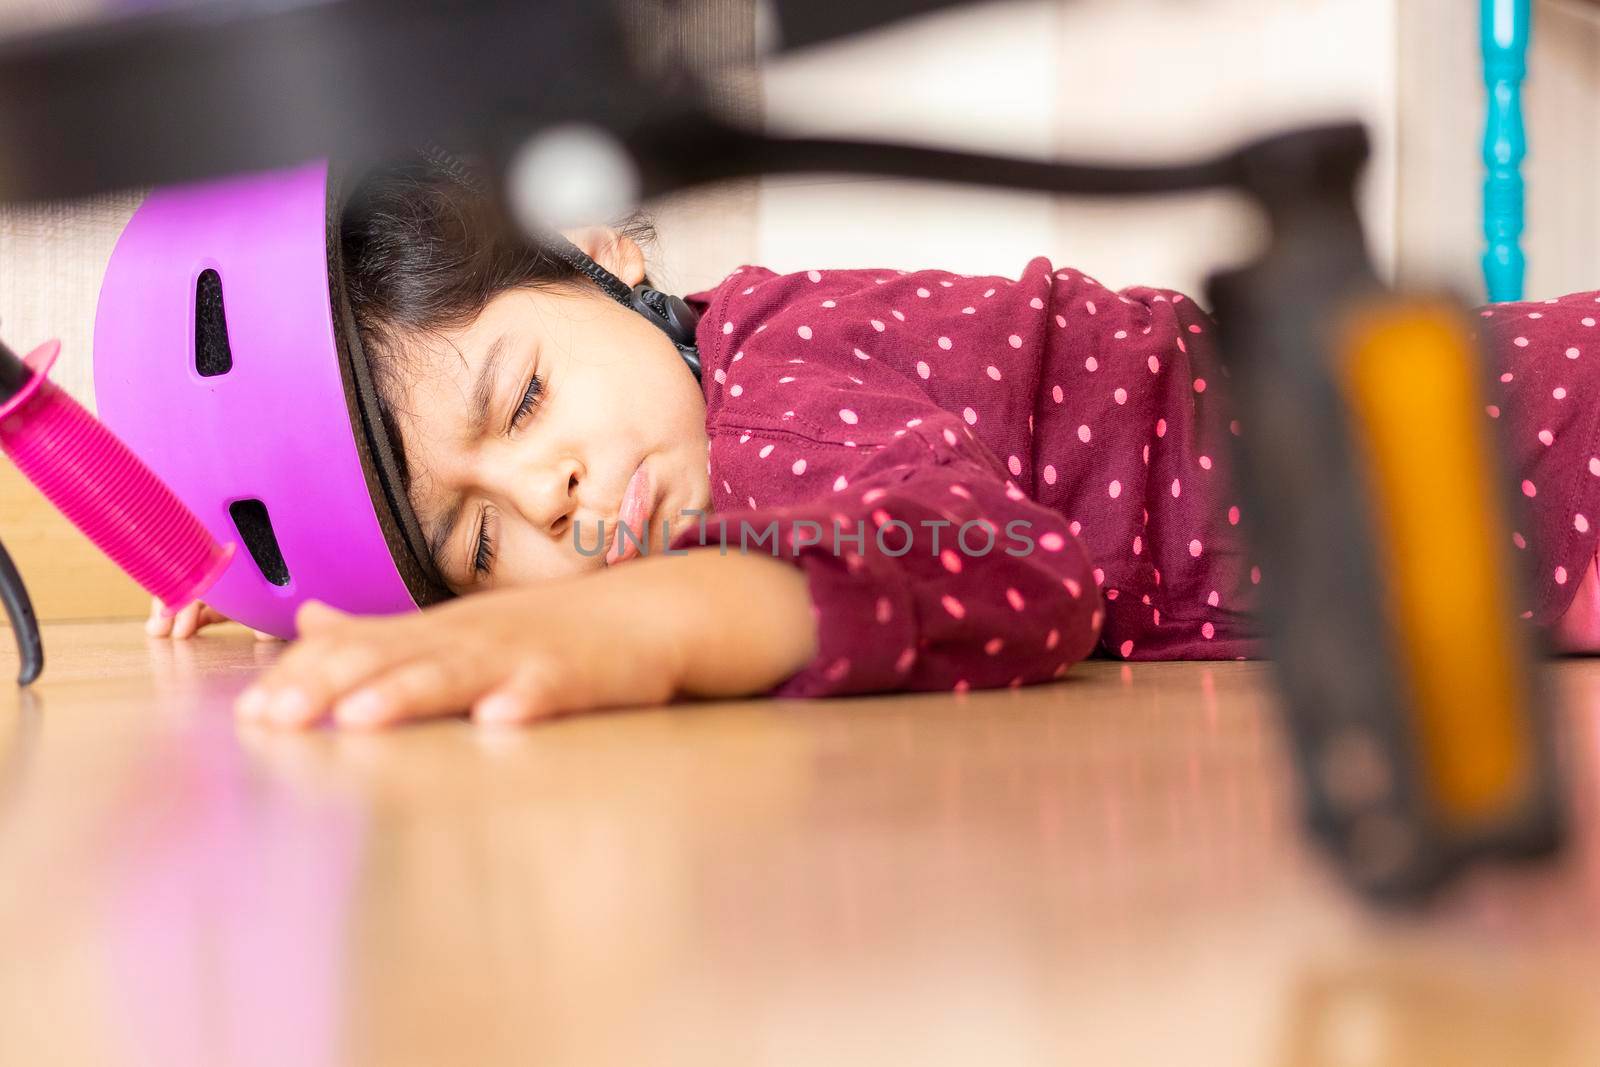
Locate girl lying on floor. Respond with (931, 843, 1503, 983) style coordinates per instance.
(146, 151, 1600, 728)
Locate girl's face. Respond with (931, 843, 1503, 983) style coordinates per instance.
(389, 232, 711, 594)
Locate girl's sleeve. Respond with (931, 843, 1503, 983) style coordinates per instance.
(668, 390, 1102, 700)
(1471, 291, 1600, 628)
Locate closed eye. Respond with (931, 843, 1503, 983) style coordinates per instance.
(468, 372, 544, 583)
(511, 373, 545, 430)
(473, 506, 497, 579)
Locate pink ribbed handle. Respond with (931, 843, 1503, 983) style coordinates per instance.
(0, 359, 233, 615)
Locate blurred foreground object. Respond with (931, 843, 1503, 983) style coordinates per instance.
(0, 336, 233, 685)
(1205, 126, 1562, 901)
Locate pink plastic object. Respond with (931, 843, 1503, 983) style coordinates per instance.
(94, 161, 420, 639)
(0, 339, 234, 618)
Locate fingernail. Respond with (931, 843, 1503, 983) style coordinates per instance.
(335, 690, 388, 726)
(236, 687, 266, 719)
(474, 694, 527, 725)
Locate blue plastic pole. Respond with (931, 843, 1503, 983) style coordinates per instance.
(1483, 0, 1530, 302)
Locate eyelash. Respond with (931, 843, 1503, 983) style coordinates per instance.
(472, 373, 545, 578)
(511, 372, 545, 429)
(473, 508, 497, 577)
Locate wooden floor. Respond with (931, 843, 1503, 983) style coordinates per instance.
(4, 622, 1600, 1065)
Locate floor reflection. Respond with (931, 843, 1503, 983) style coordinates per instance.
(0, 687, 41, 822)
(1278, 951, 1600, 1067)
(101, 699, 365, 1067)
(12, 626, 1600, 1065)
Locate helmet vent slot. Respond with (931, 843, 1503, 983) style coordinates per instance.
(195, 269, 234, 377)
(228, 499, 290, 586)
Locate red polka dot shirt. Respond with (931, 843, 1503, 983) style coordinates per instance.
(674, 260, 1600, 698)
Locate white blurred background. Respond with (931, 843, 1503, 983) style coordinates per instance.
(755, 0, 1395, 296)
(2, 0, 1597, 403)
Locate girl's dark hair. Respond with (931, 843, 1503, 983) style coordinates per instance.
(338, 151, 657, 492)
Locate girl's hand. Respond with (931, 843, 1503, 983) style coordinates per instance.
(144, 597, 280, 642)
(235, 579, 687, 730)
(234, 550, 818, 730)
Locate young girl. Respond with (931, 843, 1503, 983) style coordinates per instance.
(152, 154, 1600, 729)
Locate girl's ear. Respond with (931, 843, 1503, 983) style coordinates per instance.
(558, 225, 647, 287)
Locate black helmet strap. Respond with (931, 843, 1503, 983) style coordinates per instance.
(419, 144, 703, 381)
(539, 237, 704, 381)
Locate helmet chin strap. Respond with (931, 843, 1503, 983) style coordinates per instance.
(540, 235, 704, 382)
(414, 143, 703, 381)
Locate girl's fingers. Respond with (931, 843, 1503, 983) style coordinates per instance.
(175, 603, 230, 639)
(146, 599, 245, 640)
(331, 658, 485, 730)
(144, 598, 172, 637)
(197, 605, 231, 630)
(241, 636, 399, 728)
(171, 601, 204, 639)
(472, 666, 563, 726)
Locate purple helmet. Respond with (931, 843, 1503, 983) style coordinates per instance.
(94, 157, 702, 639)
(95, 160, 455, 639)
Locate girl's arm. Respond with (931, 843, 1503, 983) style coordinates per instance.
(670, 407, 1104, 698)
(1470, 290, 1600, 632)
(664, 261, 1112, 698)
(621, 545, 820, 698)
(235, 545, 820, 729)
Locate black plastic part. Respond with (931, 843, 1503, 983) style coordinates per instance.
(194, 268, 234, 377)
(536, 238, 704, 380)
(0, 536, 42, 687)
(0, 336, 32, 407)
(0, 0, 1033, 204)
(228, 499, 291, 587)
(623, 111, 1247, 206)
(630, 286, 697, 345)
(0, 0, 647, 205)
(630, 284, 702, 382)
(1204, 125, 1565, 904)
(0, 341, 43, 685)
(765, 0, 979, 52)
(675, 343, 703, 382)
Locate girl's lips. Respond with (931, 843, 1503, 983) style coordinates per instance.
(605, 461, 653, 565)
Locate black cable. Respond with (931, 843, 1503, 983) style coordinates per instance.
(0, 538, 41, 687)
(625, 113, 1250, 201)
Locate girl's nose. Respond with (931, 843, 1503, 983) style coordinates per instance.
(511, 452, 583, 538)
